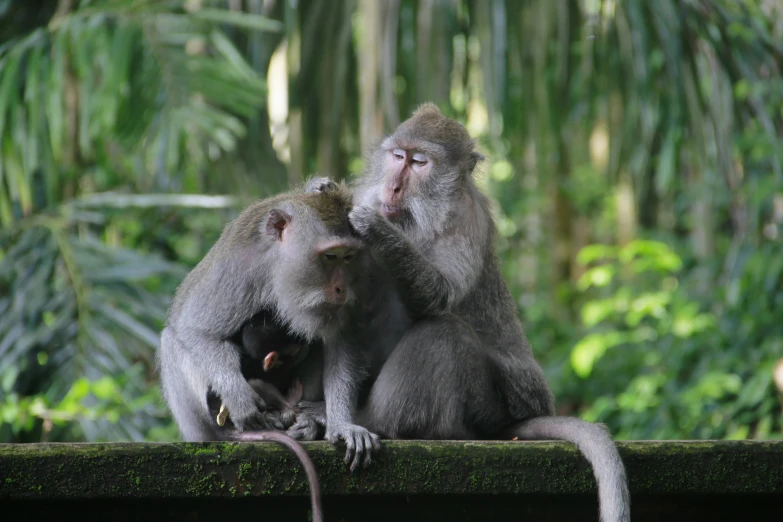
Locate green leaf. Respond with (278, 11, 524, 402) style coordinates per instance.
(571, 332, 625, 378)
(576, 265, 616, 290)
(576, 244, 619, 265)
(190, 8, 283, 33)
(92, 376, 118, 400)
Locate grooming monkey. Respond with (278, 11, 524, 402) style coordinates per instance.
(158, 183, 379, 470)
(297, 105, 630, 522)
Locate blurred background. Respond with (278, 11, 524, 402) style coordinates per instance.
(1, 0, 782, 443)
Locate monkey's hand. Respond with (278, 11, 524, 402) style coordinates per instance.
(225, 391, 285, 432)
(305, 176, 339, 194)
(287, 400, 326, 441)
(347, 205, 382, 238)
(325, 422, 381, 472)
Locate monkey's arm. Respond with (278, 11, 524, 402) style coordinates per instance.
(349, 206, 479, 318)
(322, 336, 381, 471)
(287, 350, 327, 441)
(177, 328, 284, 432)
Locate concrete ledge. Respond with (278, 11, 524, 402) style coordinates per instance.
(2, 440, 782, 521)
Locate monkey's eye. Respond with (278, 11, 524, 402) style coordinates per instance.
(412, 153, 428, 167)
(323, 253, 338, 261)
(392, 149, 405, 161)
(343, 253, 355, 263)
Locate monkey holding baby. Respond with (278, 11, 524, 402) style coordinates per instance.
(157, 182, 382, 522)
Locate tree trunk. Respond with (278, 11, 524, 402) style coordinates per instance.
(356, 0, 384, 153)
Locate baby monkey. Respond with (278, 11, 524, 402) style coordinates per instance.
(210, 311, 309, 429)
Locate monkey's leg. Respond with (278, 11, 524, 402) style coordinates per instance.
(285, 347, 326, 441)
(322, 338, 381, 471)
(277, 379, 304, 428)
(286, 379, 304, 406)
(362, 315, 506, 440)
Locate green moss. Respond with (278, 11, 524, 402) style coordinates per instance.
(237, 461, 252, 481)
(1, 440, 782, 500)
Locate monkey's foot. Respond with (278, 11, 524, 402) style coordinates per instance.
(287, 416, 321, 441)
(280, 408, 297, 429)
(286, 401, 326, 441)
(325, 422, 382, 472)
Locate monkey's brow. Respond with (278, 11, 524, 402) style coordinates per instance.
(318, 235, 364, 251)
(382, 137, 446, 158)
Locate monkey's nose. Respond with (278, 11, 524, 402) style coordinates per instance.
(328, 285, 348, 305)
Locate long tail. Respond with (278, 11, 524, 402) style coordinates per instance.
(504, 417, 630, 522)
(232, 431, 323, 522)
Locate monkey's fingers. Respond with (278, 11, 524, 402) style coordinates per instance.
(264, 412, 286, 431)
(365, 432, 381, 465)
(348, 429, 377, 472)
(358, 432, 382, 469)
(343, 433, 358, 470)
(353, 436, 371, 471)
(371, 432, 382, 453)
(242, 411, 285, 432)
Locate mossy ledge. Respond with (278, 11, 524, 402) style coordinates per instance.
(2, 440, 782, 521)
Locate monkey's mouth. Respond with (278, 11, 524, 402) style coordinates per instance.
(381, 203, 402, 219)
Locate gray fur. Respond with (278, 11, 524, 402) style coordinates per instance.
(304, 103, 630, 521)
(158, 184, 380, 467)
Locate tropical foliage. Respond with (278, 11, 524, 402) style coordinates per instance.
(1, 0, 781, 442)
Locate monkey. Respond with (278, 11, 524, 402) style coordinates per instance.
(295, 104, 630, 522)
(157, 182, 380, 470)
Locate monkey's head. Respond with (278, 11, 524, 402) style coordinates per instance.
(356, 102, 484, 231)
(264, 191, 366, 339)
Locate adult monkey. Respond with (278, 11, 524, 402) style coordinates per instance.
(300, 104, 630, 522)
(159, 183, 379, 469)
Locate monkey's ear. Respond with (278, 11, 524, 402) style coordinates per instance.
(265, 209, 291, 240)
(470, 151, 485, 172)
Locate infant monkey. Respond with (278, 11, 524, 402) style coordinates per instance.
(210, 310, 310, 429)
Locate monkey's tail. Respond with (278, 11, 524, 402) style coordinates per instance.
(232, 431, 323, 522)
(504, 417, 630, 522)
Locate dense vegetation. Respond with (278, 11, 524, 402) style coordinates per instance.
(1, 0, 781, 443)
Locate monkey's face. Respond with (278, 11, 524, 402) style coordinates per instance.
(355, 138, 461, 232)
(355, 105, 482, 234)
(265, 205, 365, 337)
